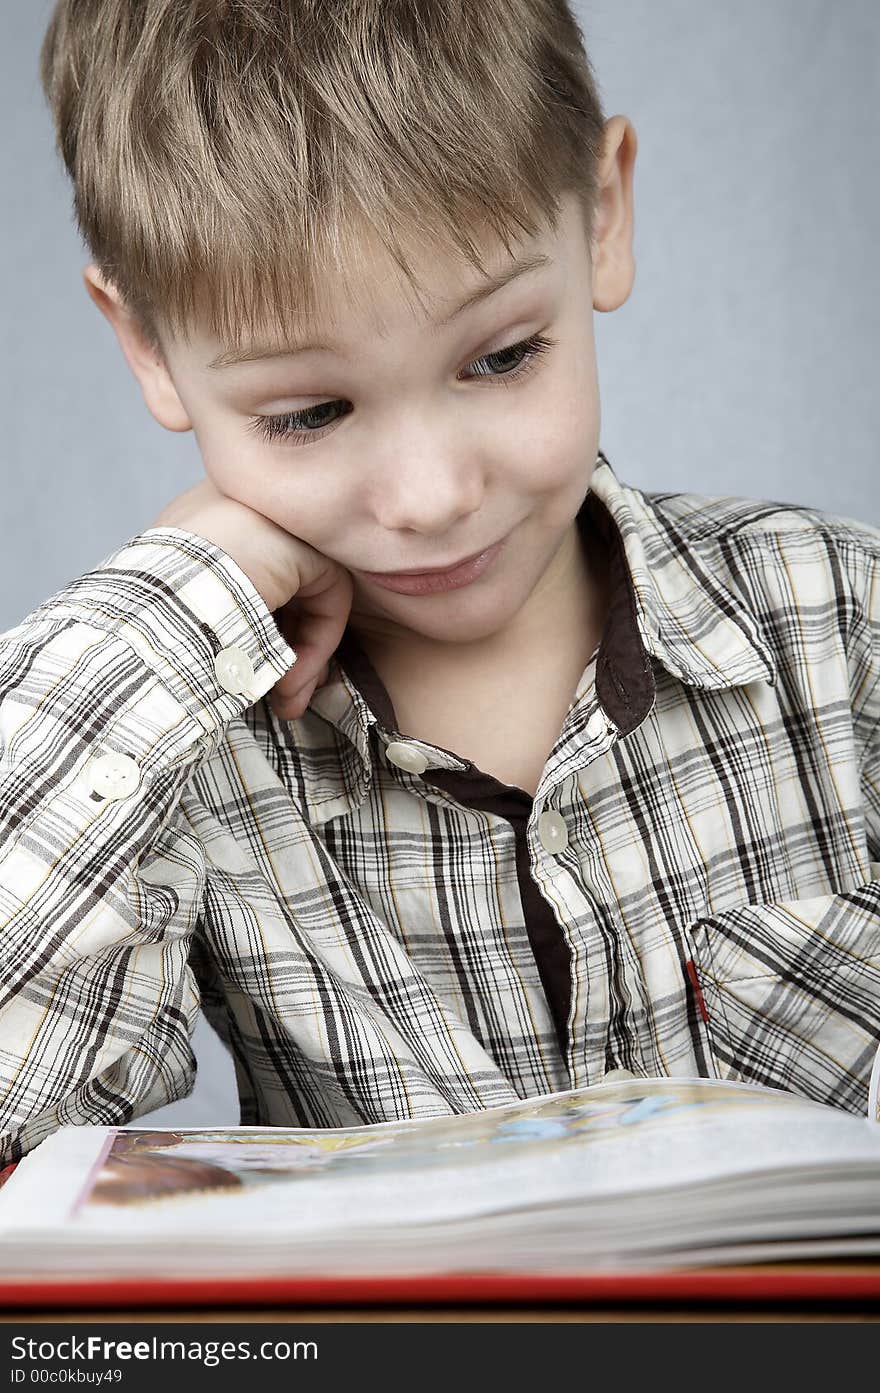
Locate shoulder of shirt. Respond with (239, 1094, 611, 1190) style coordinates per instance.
(639, 482, 880, 564)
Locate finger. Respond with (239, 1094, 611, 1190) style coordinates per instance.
(273, 571, 352, 688)
(269, 660, 331, 716)
(270, 675, 320, 721)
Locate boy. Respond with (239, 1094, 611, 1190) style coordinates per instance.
(1, 0, 879, 1166)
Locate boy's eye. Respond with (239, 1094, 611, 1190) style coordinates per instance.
(246, 331, 556, 447)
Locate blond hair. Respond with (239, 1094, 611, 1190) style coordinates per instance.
(40, 0, 607, 360)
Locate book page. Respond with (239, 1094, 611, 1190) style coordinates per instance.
(3, 1077, 879, 1242)
(869, 1040, 880, 1123)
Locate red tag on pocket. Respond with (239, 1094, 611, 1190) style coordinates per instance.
(685, 958, 710, 1023)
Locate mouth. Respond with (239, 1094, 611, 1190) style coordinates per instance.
(356, 534, 510, 596)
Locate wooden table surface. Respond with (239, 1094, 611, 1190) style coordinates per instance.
(2, 1264, 879, 1322)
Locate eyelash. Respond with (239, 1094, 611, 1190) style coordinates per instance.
(245, 331, 557, 447)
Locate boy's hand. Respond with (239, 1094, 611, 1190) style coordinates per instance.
(152, 479, 354, 719)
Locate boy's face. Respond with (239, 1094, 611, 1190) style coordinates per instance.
(88, 118, 636, 659)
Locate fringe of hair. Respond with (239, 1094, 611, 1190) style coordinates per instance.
(40, 0, 607, 360)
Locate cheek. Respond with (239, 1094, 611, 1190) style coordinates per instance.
(198, 434, 332, 535)
(514, 412, 598, 502)
(204, 457, 273, 519)
(504, 347, 599, 471)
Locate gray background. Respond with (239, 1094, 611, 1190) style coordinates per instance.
(2, 1, 878, 1124)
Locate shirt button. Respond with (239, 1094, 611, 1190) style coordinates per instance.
(602, 1068, 636, 1083)
(214, 646, 256, 696)
(537, 809, 569, 855)
(86, 752, 141, 800)
(385, 741, 430, 775)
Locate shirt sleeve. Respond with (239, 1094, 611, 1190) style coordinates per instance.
(847, 533, 880, 864)
(0, 527, 296, 1163)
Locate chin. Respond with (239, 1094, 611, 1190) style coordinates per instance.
(382, 586, 529, 644)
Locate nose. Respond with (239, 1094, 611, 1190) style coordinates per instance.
(369, 420, 486, 535)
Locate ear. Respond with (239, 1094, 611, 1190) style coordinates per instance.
(82, 265, 192, 432)
(590, 115, 638, 313)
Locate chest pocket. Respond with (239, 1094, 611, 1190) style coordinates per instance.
(684, 876, 880, 1115)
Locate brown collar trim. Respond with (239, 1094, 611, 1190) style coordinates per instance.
(334, 626, 401, 735)
(586, 489, 656, 735)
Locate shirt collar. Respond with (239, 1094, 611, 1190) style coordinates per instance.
(588, 453, 778, 708)
(300, 450, 778, 824)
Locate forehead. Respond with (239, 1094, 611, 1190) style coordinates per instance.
(312, 192, 582, 325)
(179, 191, 584, 362)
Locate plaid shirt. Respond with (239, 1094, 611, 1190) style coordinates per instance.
(2, 452, 879, 1164)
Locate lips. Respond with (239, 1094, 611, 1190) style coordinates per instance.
(362, 543, 494, 579)
(356, 535, 508, 596)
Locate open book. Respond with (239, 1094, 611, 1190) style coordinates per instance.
(2, 1072, 880, 1280)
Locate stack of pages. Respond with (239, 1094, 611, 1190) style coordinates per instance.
(2, 1075, 880, 1279)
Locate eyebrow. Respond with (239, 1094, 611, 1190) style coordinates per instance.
(206, 250, 552, 370)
